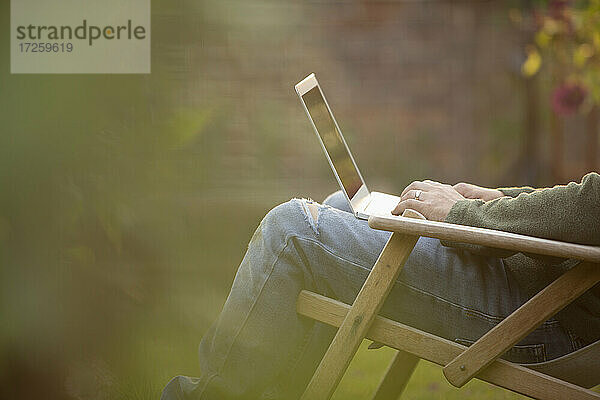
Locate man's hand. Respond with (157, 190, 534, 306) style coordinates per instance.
(392, 180, 465, 221)
(453, 182, 504, 202)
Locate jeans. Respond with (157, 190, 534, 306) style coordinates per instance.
(161, 191, 580, 400)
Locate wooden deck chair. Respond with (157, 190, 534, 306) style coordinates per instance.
(296, 209, 600, 400)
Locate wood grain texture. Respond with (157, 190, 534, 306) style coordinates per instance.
(443, 261, 600, 387)
(371, 350, 419, 400)
(297, 290, 600, 400)
(368, 215, 600, 263)
(299, 232, 419, 400)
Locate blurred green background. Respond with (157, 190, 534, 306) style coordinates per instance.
(1, 0, 598, 399)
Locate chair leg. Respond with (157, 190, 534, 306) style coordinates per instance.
(300, 232, 420, 400)
(372, 350, 419, 400)
(297, 290, 600, 400)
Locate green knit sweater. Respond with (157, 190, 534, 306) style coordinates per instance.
(444, 172, 600, 343)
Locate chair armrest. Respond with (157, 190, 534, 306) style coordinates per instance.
(368, 215, 600, 263)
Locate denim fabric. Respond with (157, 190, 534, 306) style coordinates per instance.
(161, 191, 580, 400)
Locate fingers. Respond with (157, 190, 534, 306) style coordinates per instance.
(453, 182, 474, 197)
(400, 189, 428, 202)
(401, 179, 450, 197)
(453, 183, 468, 197)
(400, 180, 432, 197)
(453, 182, 468, 192)
(392, 199, 424, 215)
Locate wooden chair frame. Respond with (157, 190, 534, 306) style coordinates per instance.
(297, 211, 600, 400)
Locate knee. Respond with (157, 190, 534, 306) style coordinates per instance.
(259, 199, 315, 240)
(322, 190, 352, 213)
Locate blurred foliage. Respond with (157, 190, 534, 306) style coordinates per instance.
(516, 0, 600, 113)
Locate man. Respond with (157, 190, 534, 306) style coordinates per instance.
(162, 172, 599, 400)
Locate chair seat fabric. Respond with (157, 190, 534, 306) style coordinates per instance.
(524, 340, 600, 388)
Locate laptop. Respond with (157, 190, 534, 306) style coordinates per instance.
(295, 73, 417, 220)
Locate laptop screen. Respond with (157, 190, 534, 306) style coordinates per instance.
(301, 87, 363, 199)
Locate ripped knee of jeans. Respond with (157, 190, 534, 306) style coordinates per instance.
(298, 199, 321, 235)
(306, 203, 319, 224)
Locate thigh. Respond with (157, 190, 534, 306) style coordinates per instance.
(311, 200, 517, 318)
(322, 190, 352, 213)
(309, 200, 573, 363)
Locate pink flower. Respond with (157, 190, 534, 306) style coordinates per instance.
(551, 83, 587, 116)
(547, 0, 574, 33)
(548, 0, 570, 21)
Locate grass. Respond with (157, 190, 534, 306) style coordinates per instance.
(333, 341, 524, 400)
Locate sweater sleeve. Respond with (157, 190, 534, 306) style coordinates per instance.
(443, 172, 600, 257)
